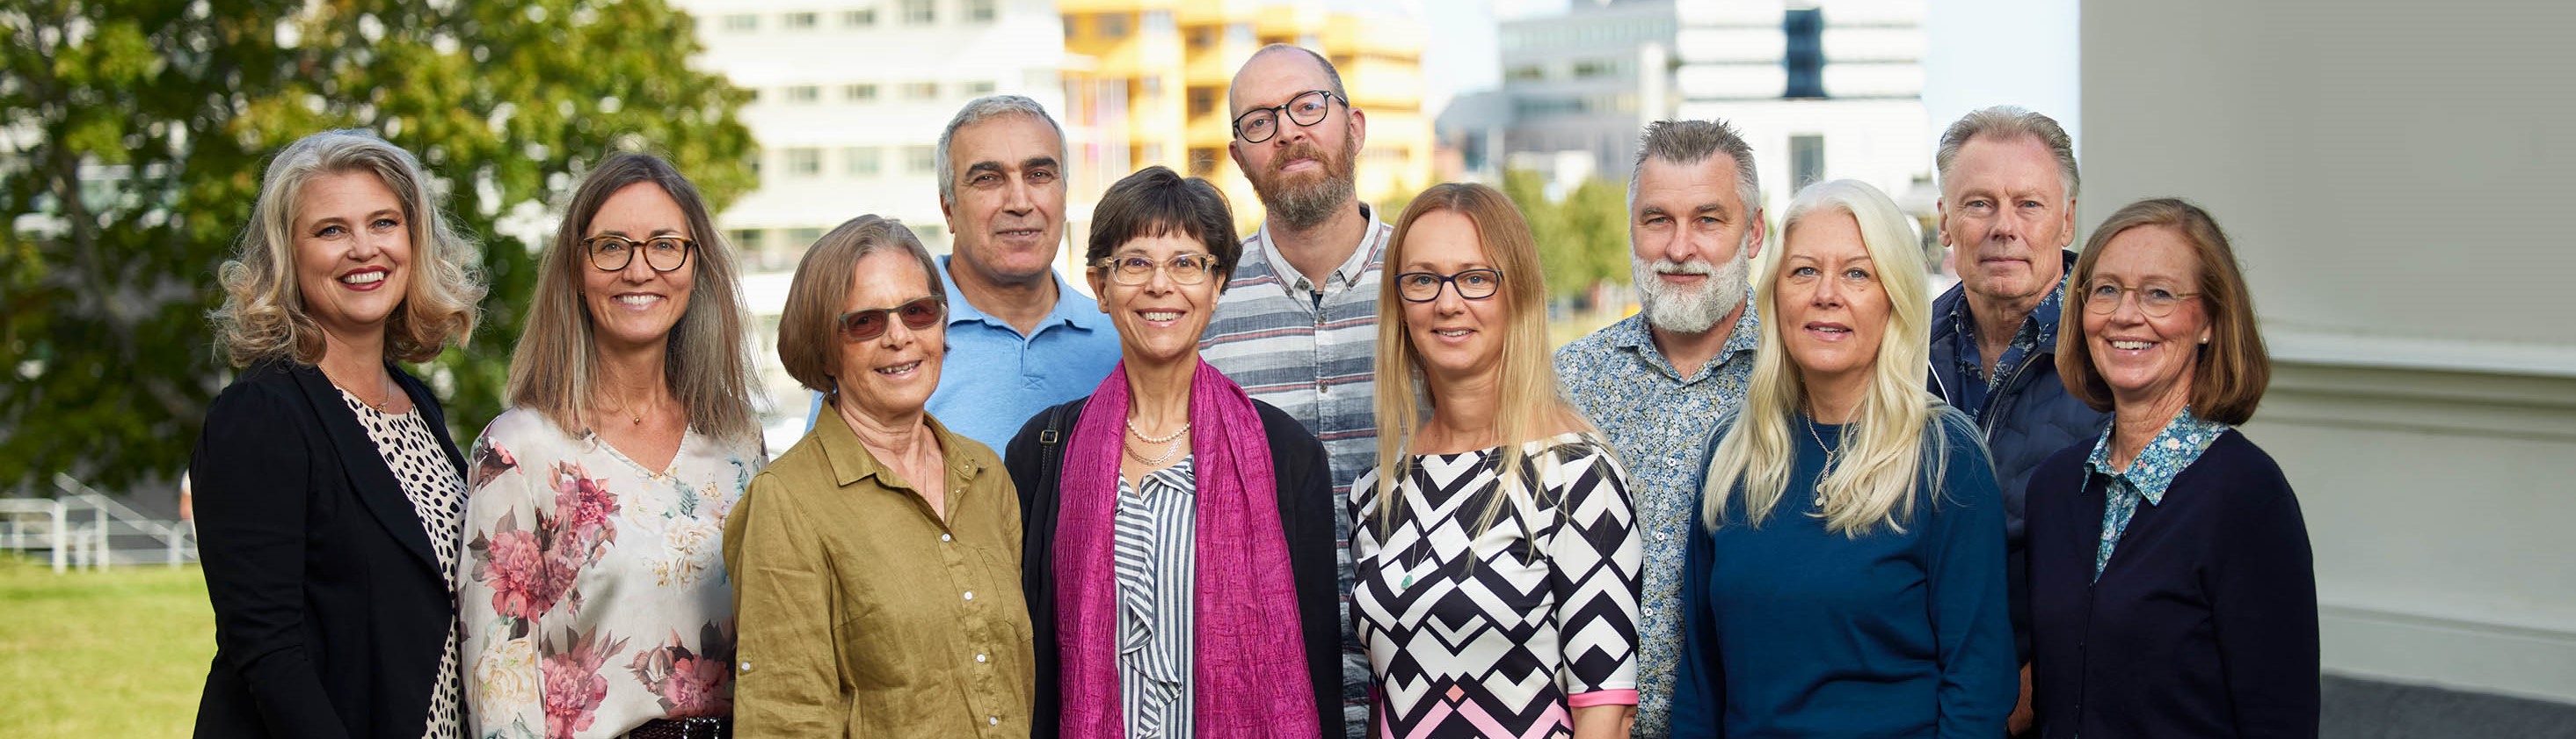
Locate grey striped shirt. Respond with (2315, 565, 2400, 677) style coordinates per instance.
(1198, 209, 1393, 739)
(1116, 457, 1196, 739)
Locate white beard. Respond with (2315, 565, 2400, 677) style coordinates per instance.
(1634, 247, 1750, 335)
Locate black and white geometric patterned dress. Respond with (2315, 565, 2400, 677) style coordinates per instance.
(344, 390, 468, 739)
(1349, 434, 1641, 738)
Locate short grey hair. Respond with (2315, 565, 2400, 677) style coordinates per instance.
(1935, 105, 2079, 201)
(935, 94, 1067, 206)
(1629, 119, 1763, 220)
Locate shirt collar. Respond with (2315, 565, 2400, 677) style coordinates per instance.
(937, 255, 1110, 333)
(1253, 202, 1382, 291)
(1943, 248, 2076, 348)
(1607, 295, 1762, 381)
(818, 402, 985, 489)
(2084, 406, 2231, 507)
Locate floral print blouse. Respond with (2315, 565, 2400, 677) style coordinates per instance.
(456, 408, 765, 739)
(2083, 406, 2230, 579)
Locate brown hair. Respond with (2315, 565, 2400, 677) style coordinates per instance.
(212, 129, 484, 366)
(777, 216, 943, 393)
(1086, 165, 1241, 288)
(2056, 197, 2270, 425)
(507, 152, 760, 443)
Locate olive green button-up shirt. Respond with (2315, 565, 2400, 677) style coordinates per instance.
(724, 411, 1035, 738)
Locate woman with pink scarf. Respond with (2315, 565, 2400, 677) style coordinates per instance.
(1006, 166, 1342, 739)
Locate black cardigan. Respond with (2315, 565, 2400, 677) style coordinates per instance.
(1004, 397, 1342, 739)
(2024, 429, 2320, 738)
(190, 358, 469, 739)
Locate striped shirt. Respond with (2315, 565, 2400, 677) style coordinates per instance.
(1197, 207, 1392, 739)
(1116, 457, 1197, 739)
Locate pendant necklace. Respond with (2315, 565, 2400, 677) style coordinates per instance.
(1802, 412, 1844, 509)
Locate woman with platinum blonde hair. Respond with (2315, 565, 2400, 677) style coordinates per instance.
(1350, 182, 1641, 739)
(1670, 179, 2015, 737)
(457, 152, 765, 739)
(193, 128, 485, 738)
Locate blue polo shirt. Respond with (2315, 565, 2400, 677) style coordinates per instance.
(811, 257, 1122, 453)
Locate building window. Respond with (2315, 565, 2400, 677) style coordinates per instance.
(786, 148, 823, 177)
(786, 227, 826, 248)
(1062, 13, 1081, 35)
(844, 83, 878, 101)
(1506, 64, 1544, 81)
(728, 229, 764, 252)
(906, 145, 936, 173)
(964, 80, 997, 96)
(1189, 147, 1219, 177)
(1142, 10, 1174, 35)
(902, 82, 939, 100)
(1139, 76, 1162, 98)
(903, 0, 935, 25)
(964, 0, 995, 23)
(842, 8, 877, 26)
(1226, 23, 1254, 47)
(1572, 59, 1616, 78)
(1098, 12, 1127, 38)
(1783, 8, 1825, 99)
(721, 13, 758, 32)
(1187, 86, 1218, 117)
(1790, 135, 1825, 189)
(845, 147, 882, 176)
(783, 11, 818, 29)
(785, 84, 820, 103)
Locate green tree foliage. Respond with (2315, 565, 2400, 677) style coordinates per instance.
(1500, 169, 1630, 301)
(0, 0, 755, 494)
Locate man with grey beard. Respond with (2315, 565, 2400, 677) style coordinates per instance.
(1554, 119, 1765, 739)
(1198, 43, 1393, 739)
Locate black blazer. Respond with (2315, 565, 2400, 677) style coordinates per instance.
(2025, 430, 2319, 739)
(191, 358, 469, 739)
(1004, 397, 1342, 739)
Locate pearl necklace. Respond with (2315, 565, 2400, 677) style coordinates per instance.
(1124, 418, 1190, 465)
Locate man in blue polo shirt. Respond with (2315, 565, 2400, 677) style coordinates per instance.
(810, 95, 1120, 451)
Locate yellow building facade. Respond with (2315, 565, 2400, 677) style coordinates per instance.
(1059, 0, 1434, 231)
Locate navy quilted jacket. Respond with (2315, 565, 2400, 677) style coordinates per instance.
(1927, 250, 2112, 662)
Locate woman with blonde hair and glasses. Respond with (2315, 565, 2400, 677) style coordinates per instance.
(456, 152, 765, 739)
(195, 128, 484, 738)
(1350, 182, 1642, 739)
(1670, 179, 2014, 737)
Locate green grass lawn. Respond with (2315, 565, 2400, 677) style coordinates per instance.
(0, 556, 213, 738)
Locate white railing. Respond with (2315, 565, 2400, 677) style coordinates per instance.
(0, 474, 196, 573)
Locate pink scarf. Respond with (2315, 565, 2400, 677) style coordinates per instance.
(1052, 360, 1318, 738)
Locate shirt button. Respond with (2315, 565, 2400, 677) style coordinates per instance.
(976, 653, 988, 663)
(963, 590, 975, 601)
(941, 533, 953, 542)
(989, 716, 1001, 726)
(739, 661, 753, 672)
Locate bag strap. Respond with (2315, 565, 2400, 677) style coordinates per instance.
(1037, 398, 1087, 501)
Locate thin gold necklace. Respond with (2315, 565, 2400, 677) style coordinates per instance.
(1802, 411, 1844, 508)
(326, 366, 396, 413)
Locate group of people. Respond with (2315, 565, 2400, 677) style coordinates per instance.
(187, 42, 2318, 739)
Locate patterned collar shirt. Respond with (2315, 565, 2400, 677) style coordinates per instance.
(2084, 407, 2231, 580)
(1947, 281, 2066, 421)
(1197, 203, 1392, 739)
(1115, 457, 1197, 739)
(1551, 302, 1759, 738)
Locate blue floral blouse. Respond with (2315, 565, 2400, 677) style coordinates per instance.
(2082, 407, 2231, 579)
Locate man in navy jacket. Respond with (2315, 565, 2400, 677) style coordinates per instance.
(1926, 106, 2113, 735)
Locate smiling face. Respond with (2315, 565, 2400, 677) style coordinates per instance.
(1090, 232, 1222, 371)
(835, 249, 948, 421)
(2082, 224, 2209, 412)
(1776, 209, 1893, 391)
(293, 171, 414, 350)
(1227, 49, 1365, 229)
(942, 114, 1066, 289)
(1631, 155, 1763, 334)
(1939, 135, 2076, 305)
(1397, 210, 1508, 386)
(580, 182, 696, 354)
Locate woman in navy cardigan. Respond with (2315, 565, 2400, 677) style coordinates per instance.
(2026, 198, 2318, 738)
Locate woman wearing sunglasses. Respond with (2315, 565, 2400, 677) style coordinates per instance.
(1351, 183, 1641, 739)
(457, 153, 767, 738)
(723, 215, 1036, 735)
(1005, 166, 1341, 739)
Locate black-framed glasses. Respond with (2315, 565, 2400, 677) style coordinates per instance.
(1394, 268, 1503, 303)
(837, 296, 944, 341)
(585, 234, 695, 273)
(2084, 280, 2201, 318)
(1232, 90, 1344, 144)
(1092, 253, 1221, 286)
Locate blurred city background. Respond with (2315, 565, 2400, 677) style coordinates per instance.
(4, 0, 2573, 735)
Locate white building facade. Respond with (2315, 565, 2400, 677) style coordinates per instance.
(1673, 0, 1932, 223)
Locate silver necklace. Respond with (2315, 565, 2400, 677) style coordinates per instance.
(1802, 413, 1843, 508)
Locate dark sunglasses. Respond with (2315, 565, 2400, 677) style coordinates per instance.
(837, 296, 944, 341)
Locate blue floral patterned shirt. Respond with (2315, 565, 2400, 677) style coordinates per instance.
(1947, 282, 2065, 420)
(1553, 304, 1758, 738)
(2084, 407, 2232, 579)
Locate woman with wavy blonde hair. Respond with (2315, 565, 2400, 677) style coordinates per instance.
(1350, 182, 1642, 739)
(193, 128, 485, 737)
(1670, 179, 2014, 737)
(455, 152, 764, 738)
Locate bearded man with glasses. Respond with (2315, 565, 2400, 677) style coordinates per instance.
(1197, 43, 1394, 739)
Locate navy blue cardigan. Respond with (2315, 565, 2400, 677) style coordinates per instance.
(2024, 430, 2319, 738)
